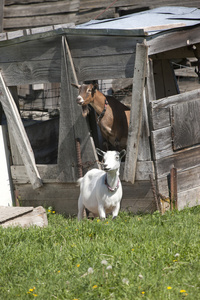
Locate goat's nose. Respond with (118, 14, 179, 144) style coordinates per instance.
(103, 164, 110, 171)
(76, 95, 84, 105)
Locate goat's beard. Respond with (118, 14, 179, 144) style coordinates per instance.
(82, 105, 89, 117)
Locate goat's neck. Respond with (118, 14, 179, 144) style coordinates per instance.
(91, 91, 107, 115)
(106, 169, 120, 189)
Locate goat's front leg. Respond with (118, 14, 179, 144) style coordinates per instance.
(98, 204, 106, 220)
(78, 196, 84, 221)
(112, 202, 120, 219)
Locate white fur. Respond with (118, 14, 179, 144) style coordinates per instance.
(77, 149, 126, 220)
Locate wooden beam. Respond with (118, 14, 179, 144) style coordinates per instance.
(146, 58, 156, 102)
(123, 42, 148, 183)
(147, 26, 200, 56)
(58, 37, 98, 182)
(4, 1, 79, 18)
(0, 72, 43, 189)
(0, 0, 4, 33)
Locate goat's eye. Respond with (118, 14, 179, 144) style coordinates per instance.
(116, 156, 119, 161)
(87, 89, 92, 93)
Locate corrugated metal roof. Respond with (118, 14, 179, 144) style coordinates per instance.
(77, 6, 200, 35)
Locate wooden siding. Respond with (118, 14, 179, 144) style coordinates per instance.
(14, 181, 156, 216)
(150, 89, 200, 209)
(3, 0, 200, 31)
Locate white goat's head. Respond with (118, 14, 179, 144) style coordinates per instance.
(96, 148, 126, 172)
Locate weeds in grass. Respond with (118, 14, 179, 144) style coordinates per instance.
(0, 207, 200, 299)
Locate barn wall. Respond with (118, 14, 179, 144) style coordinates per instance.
(14, 182, 156, 216)
(150, 89, 200, 210)
(0, 31, 143, 86)
(3, 0, 200, 31)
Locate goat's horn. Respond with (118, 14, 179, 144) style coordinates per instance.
(71, 83, 81, 89)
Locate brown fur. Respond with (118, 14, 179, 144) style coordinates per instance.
(72, 83, 130, 150)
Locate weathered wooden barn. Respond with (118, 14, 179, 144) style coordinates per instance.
(1, 0, 200, 32)
(1, 6, 200, 214)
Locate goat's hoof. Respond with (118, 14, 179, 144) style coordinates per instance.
(112, 216, 117, 220)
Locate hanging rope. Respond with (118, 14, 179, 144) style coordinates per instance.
(93, 0, 119, 20)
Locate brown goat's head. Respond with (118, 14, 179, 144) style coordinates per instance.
(71, 83, 98, 117)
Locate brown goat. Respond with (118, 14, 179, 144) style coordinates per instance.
(72, 83, 130, 150)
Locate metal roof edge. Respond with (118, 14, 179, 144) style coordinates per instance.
(0, 25, 146, 46)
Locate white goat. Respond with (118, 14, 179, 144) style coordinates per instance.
(77, 148, 126, 220)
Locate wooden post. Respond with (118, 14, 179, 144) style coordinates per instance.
(0, 0, 4, 33)
(170, 167, 177, 210)
(123, 42, 148, 184)
(58, 36, 98, 182)
(0, 72, 43, 189)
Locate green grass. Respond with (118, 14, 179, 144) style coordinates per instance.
(0, 207, 200, 299)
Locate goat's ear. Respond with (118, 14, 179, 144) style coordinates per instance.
(96, 148, 105, 157)
(71, 83, 81, 89)
(120, 149, 126, 160)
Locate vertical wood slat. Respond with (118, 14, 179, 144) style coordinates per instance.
(146, 58, 156, 102)
(0, 0, 4, 33)
(123, 42, 148, 184)
(0, 72, 43, 189)
(170, 167, 178, 210)
(58, 37, 98, 182)
(153, 59, 179, 99)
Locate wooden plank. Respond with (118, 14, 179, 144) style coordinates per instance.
(0, 206, 33, 223)
(6, 0, 60, 4)
(3, 13, 77, 30)
(150, 88, 200, 130)
(123, 42, 148, 183)
(1, 60, 61, 86)
(158, 164, 200, 196)
(9, 127, 23, 165)
(68, 35, 140, 58)
(1, 206, 48, 228)
(135, 161, 155, 180)
(146, 58, 156, 102)
(153, 59, 178, 99)
(15, 183, 81, 216)
(73, 54, 136, 80)
(151, 126, 173, 160)
(155, 144, 200, 179)
(79, 0, 134, 10)
(137, 93, 151, 161)
(150, 43, 200, 60)
(14, 180, 155, 215)
(177, 186, 200, 210)
(144, 23, 186, 32)
(0, 36, 61, 63)
(11, 165, 61, 184)
(0, 34, 141, 85)
(0, 0, 4, 33)
(4, 1, 79, 17)
(58, 37, 98, 182)
(0, 72, 42, 189)
(11, 160, 155, 184)
(147, 25, 200, 55)
(171, 100, 200, 150)
(77, 8, 115, 24)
